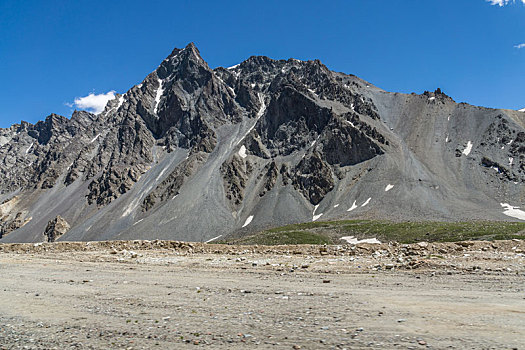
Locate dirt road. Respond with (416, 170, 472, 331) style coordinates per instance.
(0, 240, 524, 349)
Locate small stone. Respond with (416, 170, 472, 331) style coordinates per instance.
(322, 280, 331, 284)
(397, 319, 406, 323)
(418, 340, 427, 345)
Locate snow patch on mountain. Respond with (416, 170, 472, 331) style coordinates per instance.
(90, 134, 101, 143)
(206, 234, 223, 243)
(117, 96, 125, 109)
(235, 93, 266, 146)
(238, 145, 247, 158)
(154, 79, 164, 114)
(500, 203, 525, 221)
(242, 215, 254, 227)
(312, 205, 323, 221)
(341, 236, 381, 244)
(462, 141, 473, 156)
(347, 201, 358, 212)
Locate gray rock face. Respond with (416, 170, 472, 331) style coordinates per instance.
(44, 216, 70, 242)
(0, 43, 524, 243)
(0, 197, 31, 239)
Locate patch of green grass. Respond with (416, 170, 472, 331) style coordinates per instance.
(339, 221, 525, 243)
(265, 220, 367, 233)
(224, 219, 525, 245)
(230, 230, 333, 245)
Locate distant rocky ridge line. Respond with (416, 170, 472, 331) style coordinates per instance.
(0, 42, 524, 243)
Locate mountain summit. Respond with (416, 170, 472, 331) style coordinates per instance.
(1, 44, 524, 243)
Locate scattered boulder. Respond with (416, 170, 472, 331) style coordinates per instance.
(44, 215, 70, 242)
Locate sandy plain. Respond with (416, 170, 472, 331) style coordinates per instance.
(0, 240, 524, 349)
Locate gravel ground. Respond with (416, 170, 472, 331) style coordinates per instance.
(0, 240, 524, 349)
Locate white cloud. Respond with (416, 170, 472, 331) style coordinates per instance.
(514, 43, 525, 49)
(73, 91, 116, 114)
(487, 0, 525, 6)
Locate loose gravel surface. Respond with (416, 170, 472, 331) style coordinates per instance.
(0, 240, 524, 349)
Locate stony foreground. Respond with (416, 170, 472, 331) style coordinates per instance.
(0, 240, 524, 349)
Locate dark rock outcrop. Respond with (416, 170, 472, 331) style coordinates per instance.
(292, 152, 335, 205)
(44, 216, 70, 242)
(221, 155, 253, 207)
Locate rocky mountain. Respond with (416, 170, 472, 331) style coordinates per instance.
(1, 43, 524, 243)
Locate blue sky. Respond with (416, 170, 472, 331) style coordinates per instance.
(0, 0, 524, 127)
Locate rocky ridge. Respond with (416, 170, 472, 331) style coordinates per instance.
(0, 43, 524, 243)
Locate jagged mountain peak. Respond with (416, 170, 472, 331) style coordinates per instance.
(70, 110, 97, 123)
(157, 42, 210, 81)
(166, 42, 199, 58)
(226, 55, 328, 80)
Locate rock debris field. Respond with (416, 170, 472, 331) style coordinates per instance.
(0, 239, 524, 349)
